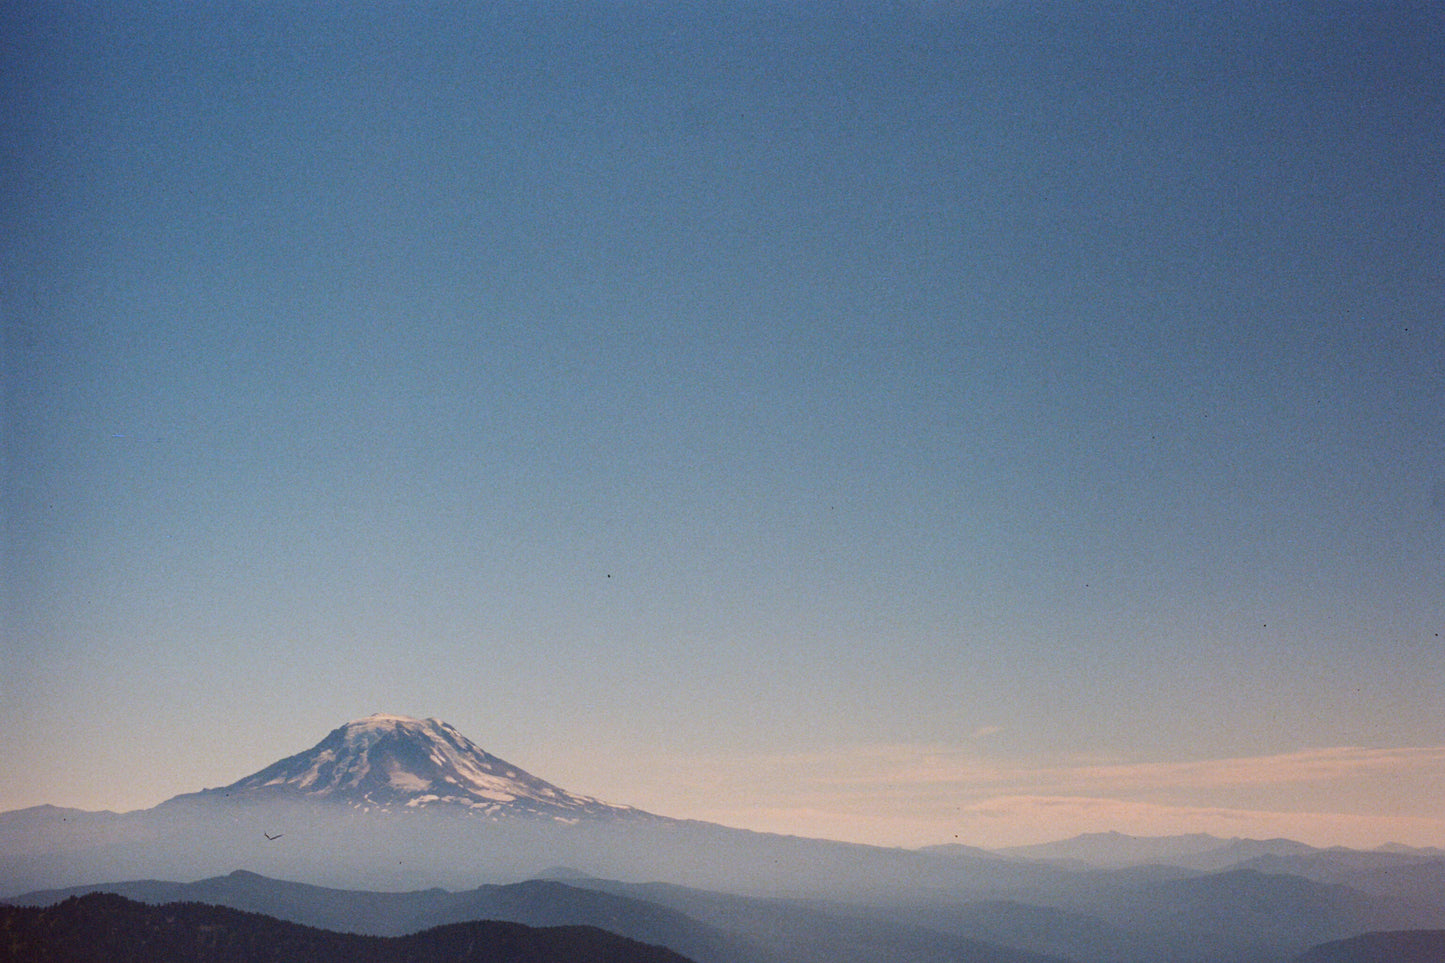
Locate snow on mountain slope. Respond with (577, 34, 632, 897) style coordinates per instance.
(172, 714, 643, 820)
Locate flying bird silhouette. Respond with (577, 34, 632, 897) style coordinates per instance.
(263, 832, 283, 841)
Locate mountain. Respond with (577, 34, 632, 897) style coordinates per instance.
(1293, 929, 1445, 963)
(916, 842, 1020, 862)
(9, 865, 1421, 963)
(557, 876, 1075, 963)
(999, 831, 1230, 868)
(996, 831, 1323, 870)
(0, 715, 1054, 900)
(6, 713, 1445, 963)
(165, 714, 646, 821)
(871, 867, 1381, 963)
(1374, 843, 1445, 858)
(4, 870, 1072, 963)
(872, 898, 1157, 963)
(0, 891, 695, 963)
(7, 871, 750, 963)
(1234, 853, 1445, 930)
(1094, 868, 1373, 961)
(0, 794, 1052, 902)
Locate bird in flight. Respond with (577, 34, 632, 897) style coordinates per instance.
(263, 832, 284, 841)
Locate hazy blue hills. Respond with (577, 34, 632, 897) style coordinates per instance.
(5, 718, 1445, 963)
(4, 871, 1066, 963)
(6, 858, 1444, 963)
(1233, 852, 1445, 925)
(867, 896, 1161, 963)
(7, 871, 745, 963)
(9, 863, 1432, 963)
(529, 874, 1072, 963)
(853, 867, 1383, 963)
(0, 796, 1067, 901)
(1085, 868, 1370, 962)
(1292, 929, 1445, 963)
(0, 716, 1060, 900)
(0, 891, 695, 963)
(996, 831, 1345, 872)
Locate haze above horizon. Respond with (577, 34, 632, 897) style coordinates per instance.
(3, 1, 1442, 851)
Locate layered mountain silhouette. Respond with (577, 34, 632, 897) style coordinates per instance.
(0, 891, 695, 963)
(0, 715, 1064, 898)
(10, 865, 1442, 963)
(1292, 929, 1445, 963)
(2, 870, 1075, 963)
(4, 714, 1445, 963)
(8, 871, 747, 963)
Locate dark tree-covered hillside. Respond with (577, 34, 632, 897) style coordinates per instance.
(0, 893, 695, 963)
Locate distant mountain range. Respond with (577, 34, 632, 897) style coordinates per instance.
(990, 830, 1445, 872)
(7, 867, 1442, 963)
(3, 713, 1443, 963)
(4, 870, 1067, 963)
(0, 715, 1064, 899)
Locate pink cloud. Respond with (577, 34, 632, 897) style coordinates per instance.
(540, 741, 1445, 849)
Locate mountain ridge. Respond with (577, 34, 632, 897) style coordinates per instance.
(0, 890, 696, 963)
(1, 870, 1075, 963)
(5, 715, 1445, 963)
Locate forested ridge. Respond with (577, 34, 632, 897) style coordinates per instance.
(0, 892, 693, 963)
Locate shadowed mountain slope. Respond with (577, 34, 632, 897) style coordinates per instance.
(856, 866, 1391, 963)
(5, 871, 1069, 963)
(0, 891, 694, 963)
(5, 871, 749, 963)
(1292, 929, 1445, 963)
(536, 875, 1074, 963)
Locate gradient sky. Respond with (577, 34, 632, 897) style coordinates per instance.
(3, 1, 1443, 850)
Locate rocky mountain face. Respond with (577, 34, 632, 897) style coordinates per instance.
(167, 714, 644, 821)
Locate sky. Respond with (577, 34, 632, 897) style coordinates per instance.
(2, 1, 1443, 851)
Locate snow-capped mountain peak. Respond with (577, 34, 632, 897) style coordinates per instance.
(180, 714, 640, 820)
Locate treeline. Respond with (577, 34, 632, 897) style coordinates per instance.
(0, 892, 695, 963)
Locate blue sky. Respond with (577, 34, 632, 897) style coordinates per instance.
(3, 1, 1443, 848)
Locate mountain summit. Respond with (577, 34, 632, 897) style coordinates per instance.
(176, 714, 641, 820)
